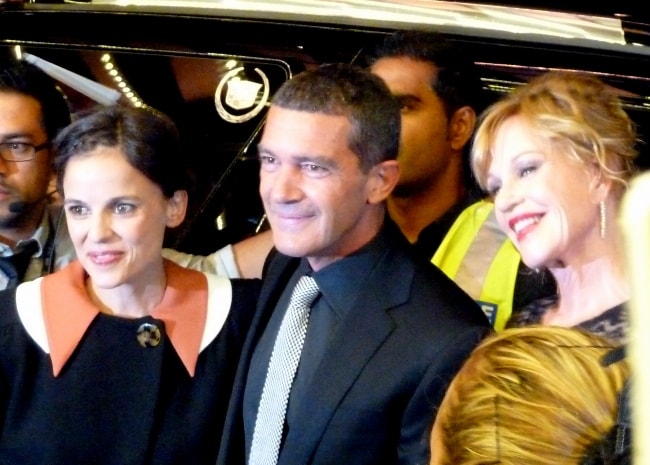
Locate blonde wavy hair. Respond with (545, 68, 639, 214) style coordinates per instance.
(432, 326, 629, 465)
(471, 71, 638, 198)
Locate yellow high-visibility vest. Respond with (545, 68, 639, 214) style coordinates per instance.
(432, 200, 520, 331)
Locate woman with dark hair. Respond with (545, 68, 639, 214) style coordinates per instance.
(0, 104, 260, 464)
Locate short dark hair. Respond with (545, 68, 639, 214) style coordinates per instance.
(53, 104, 189, 197)
(271, 62, 400, 172)
(0, 58, 72, 141)
(366, 30, 486, 118)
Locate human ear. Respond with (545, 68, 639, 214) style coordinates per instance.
(367, 160, 400, 205)
(165, 190, 188, 227)
(590, 168, 614, 204)
(448, 106, 476, 151)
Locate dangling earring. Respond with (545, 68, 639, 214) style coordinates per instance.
(600, 201, 606, 239)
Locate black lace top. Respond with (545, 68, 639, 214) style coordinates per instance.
(507, 295, 628, 344)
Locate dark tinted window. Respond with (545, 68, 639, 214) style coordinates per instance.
(3, 46, 293, 253)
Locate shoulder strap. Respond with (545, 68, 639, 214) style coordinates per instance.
(432, 200, 520, 330)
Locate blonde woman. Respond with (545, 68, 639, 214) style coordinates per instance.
(431, 326, 630, 465)
(471, 71, 639, 343)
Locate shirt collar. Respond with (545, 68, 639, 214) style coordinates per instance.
(412, 190, 483, 257)
(40, 259, 208, 377)
(0, 208, 49, 258)
(310, 225, 390, 317)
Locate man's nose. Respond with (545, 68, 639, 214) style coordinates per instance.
(265, 167, 303, 203)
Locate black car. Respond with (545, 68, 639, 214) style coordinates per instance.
(2, 0, 649, 254)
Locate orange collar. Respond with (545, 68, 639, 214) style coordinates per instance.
(41, 260, 208, 377)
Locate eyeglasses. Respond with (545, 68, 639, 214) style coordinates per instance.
(0, 141, 50, 162)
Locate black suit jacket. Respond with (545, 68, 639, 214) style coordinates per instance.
(217, 223, 490, 465)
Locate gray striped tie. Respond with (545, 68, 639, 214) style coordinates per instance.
(249, 275, 320, 465)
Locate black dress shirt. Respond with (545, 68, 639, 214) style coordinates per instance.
(243, 224, 400, 457)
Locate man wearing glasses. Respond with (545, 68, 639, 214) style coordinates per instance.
(0, 58, 75, 289)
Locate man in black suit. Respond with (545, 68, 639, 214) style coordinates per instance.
(217, 63, 490, 465)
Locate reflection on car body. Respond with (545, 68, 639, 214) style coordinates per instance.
(1, 0, 649, 255)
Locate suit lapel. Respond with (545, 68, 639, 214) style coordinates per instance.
(218, 252, 299, 465)
(281, 246, 416, 464)
(258, 253, 299, 317)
